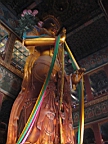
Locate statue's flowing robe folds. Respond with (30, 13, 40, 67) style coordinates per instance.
(6, 55, 75, 144)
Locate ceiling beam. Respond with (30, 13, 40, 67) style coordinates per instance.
(27, 0, 43, 9)
(67, 13, 104, 38)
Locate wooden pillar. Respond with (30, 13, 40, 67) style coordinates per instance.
(104, 65, 108, 92)
(84, 74, 94, 101)
(4, 33, 16, 64)
(92, 123, 102, 144)
(104, 64, 108, 77)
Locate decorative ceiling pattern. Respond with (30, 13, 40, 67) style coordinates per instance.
(34, 0, 108, 63)
(0, 0, 103, 31)
(67, 15, 108, 61)
(0, 0, 35, 15)
(1, 0, 108, 70)
(35, 0, 102, 32)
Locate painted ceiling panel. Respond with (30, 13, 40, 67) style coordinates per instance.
(67, 15, 108, 60)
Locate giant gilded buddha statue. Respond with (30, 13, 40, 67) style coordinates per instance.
(6, 13, 85, 144)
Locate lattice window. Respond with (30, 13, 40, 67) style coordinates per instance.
(11, 40, 29, 71)
(71, 81, 87, 108)
(0, 24, 9, 59)
(89, 70, 108, 96)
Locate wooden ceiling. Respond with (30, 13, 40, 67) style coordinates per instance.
(1, 0, 108, 62)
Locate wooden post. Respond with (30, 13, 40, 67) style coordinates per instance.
(84, 74, 94, 101)
(92, 123, 102, 144)
(4, 33, 16, 64)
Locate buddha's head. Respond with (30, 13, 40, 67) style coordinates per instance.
(43, 15, 60, 36)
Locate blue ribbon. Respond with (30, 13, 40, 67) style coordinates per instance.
(22, 32, 47, 39)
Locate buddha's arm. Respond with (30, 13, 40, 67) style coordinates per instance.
(24, 28, 66, 47)
(24, 36, 65, 46)
(24, 37, 55, 46)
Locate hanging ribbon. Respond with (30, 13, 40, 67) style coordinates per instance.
(59, 44, 65, 143)
(65, 41, 80, 70)
(23, 32, 47, 39)
(65, 41, 84, 144)
(17, 37, 84, 143)
(17, 35, 60, 144)
(77, 77, 84, 144)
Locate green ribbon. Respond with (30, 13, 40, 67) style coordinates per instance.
(17, 38, 84, 144)
(17, 35, 60, 144)
(65, 41, 84, 144)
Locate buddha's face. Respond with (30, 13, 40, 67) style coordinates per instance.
(48, 23, 58, 36)
(43, 19, 58, 36)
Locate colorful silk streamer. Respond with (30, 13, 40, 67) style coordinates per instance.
(65, 41, 84, 144)
(59, 44, 65, 143)
(23, 32, 47, 39)
(16, 35, 60, 144)
(21, 91, 46, 143)
(65, 41, 80, 70)
(78, 78, 84, 144)
(17, 37, 84, 144)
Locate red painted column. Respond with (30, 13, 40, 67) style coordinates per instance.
(84, 74, 94, 102)
(104, 64, 108, 77)
(92, 123, 102, 144)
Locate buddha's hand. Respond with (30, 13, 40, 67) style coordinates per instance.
(71, 68, 86, 90)
(60, 28, 66, 43)
(62, 27, 66, 34)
